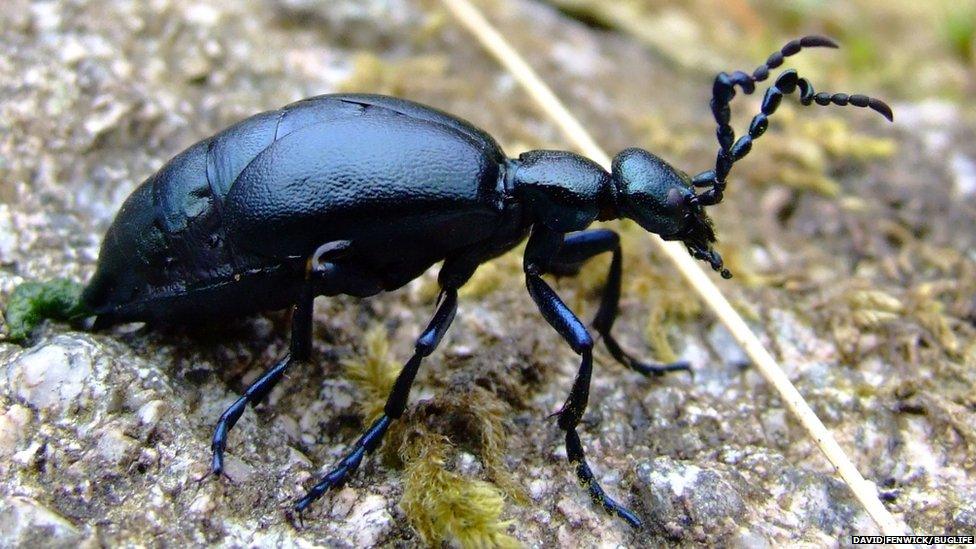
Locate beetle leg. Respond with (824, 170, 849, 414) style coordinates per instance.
(524, 226, 643, 529)
(209, 284, 315, 478)
(211, 240, 359, 479)
(294, 288, 459, 514)
(548, 229, 690, 377)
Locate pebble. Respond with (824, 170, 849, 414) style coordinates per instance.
(5, 342, 93, 412)
(0, 496, 83, 547)
(337, 494, 393, 547)
(0, 405, 31, 458)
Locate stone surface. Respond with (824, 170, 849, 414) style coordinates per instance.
(0, 496, 87, 549)
(1, 0, 973, 546)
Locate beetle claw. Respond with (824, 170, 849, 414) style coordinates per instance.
(288, 507, 307, 530)
(194, 469, 213, 485)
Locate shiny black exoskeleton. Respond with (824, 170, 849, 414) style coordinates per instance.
(82, 37, 892, 528)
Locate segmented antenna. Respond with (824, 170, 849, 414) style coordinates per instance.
(691, 35, 894, 207)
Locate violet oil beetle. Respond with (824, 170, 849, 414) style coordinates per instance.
(11, 36, 892, 528)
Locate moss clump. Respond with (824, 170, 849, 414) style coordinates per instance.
(747, 108, 897, 198)
(386, 389, 526, 547)
(461, 246, 524, 301)
(342, 325, 402, 421)
(338, 52, 448, 97)
(393, 386, 528, 505)
(342, 325, 523, 547)
(942, 6, 976, 64)
(399, 430, 520, 549)
(846, 288, 904, 329)
(4, 279, 89, 342)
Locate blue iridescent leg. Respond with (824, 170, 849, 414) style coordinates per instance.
(548, 229, 690, 377)
(294, 288, 458, 514)
(209, 285, 314, 478)
(210, 241, 376, 478)
(525, 226, 643, 529)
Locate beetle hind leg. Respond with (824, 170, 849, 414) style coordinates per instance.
(209, 285, 314, 478)
(294, 288, 459, 514)
(209, 240, 378, 479)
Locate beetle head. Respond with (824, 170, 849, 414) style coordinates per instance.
(611, 148, 730, 278)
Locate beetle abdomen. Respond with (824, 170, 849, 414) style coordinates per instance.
(81, 135, 260, 321)
(224, 111, 505, 261)
(83, 94, 510, 323)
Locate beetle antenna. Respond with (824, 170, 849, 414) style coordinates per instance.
(690, 35, 894, 206)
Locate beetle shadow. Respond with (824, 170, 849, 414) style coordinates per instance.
(109, 311, 292, 386)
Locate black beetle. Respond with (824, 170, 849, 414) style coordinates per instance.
(63, 36, 891, 527)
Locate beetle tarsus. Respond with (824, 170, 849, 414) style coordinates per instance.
(210, 352, 298, 477)
(295, 414, 392, 512)
(568, 431, 643, 529)
(602, 334, 691, 377)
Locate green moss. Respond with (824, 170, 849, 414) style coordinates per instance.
(461, 263, 506, 300)
(338, 52, 448, 97)
(461, 246, 524, 301)
(942, 7, 976, 64)
(4, 279, 89, 342)
(746, 108, 896, 198)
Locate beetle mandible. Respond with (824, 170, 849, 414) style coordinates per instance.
(73, 36, 892, 527)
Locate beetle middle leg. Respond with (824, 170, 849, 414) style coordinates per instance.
(294, 286, 459, 514)
(524, 225, 643, 529)
(547, 228, 690, 377)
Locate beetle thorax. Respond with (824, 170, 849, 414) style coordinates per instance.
(510, 149, 615, 233)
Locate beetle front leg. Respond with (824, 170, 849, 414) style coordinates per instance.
(548, 229, 690, 377)
(294, 288, 459, 514)
(524, 226, 643, 529)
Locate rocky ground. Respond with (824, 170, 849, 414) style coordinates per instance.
(1, 0, 974, 546)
